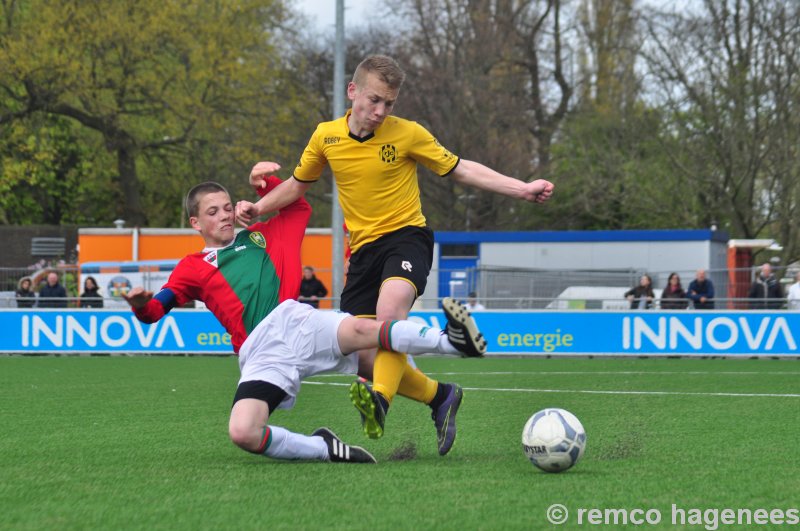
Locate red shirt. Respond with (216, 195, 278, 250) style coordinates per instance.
(133, 176, 311, 353)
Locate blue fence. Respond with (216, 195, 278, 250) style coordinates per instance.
(1, 309, 798, 356)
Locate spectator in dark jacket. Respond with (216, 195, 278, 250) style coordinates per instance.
(38, 271, 68, 308)
(298, 266, 328, 309)
(79, 276, 104, 308)
(748, 263, 784, 310)
(625, 274, 655, 309)
(687, 269, 715, 310)
(15, 277, 36, 308)
(660, 272, 688, 310)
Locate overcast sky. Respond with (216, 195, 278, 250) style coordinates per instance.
(293, 0, 377, 30)
(293, 1, 703, 32)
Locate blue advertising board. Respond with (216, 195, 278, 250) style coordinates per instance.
(1, 309, 798, 356)
(0, 309, 230, 354)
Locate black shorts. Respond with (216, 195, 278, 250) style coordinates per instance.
(341, 226, 434, 317)
(232, 380, 287, 414)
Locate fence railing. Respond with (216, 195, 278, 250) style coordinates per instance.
(2, 265, 797, 310)
(2, 295, 798, 311)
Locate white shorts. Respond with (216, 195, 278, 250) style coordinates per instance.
(238, 299, 358, 410)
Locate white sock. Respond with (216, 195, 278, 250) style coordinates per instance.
(263, 425, 327, 461)
(382, 320, 459, 355)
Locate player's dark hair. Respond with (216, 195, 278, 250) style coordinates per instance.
(185, 182, 229, 218)
(353, 55, 406, 90)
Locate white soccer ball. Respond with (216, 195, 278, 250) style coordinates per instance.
(522, 408, 586, 473)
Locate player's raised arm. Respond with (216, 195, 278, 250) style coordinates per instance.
(450, 159, 554, 204)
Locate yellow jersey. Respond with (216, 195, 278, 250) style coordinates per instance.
(294, 110, 459, 252)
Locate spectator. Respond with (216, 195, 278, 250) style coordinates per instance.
(79, 276, 104, 308)
(687, 269, 715, 310)
(464, 291, 486, 311)
(787, 271, 800, 310)
(660, 272, 688, 310)
(748, 263, 784, 310)
(625, 274, 655, 309)
(38, 271, 68, 308)
(298, 266, 328, 309)
(15, 277, 36, 308)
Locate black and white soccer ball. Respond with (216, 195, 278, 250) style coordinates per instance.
(522, 408, 586, 473)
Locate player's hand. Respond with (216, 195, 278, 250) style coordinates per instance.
(235, 200, 259, 227)
(523, 179, 554, 203)
(249, 161, 282, 188)
(123, 287, 153, 309)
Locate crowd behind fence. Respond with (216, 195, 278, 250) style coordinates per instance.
(1, 265, 798, 310)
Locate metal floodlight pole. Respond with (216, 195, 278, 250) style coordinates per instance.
(331, 0, 345, 308)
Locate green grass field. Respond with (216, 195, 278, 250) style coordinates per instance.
(1, 355, 799, 530)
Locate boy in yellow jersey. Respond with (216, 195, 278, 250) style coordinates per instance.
(237, 55, 553, 456)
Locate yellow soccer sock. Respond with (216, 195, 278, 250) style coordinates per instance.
(371, 349, 409, 403)
(396, 359, 438, 404)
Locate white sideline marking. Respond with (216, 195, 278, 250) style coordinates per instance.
(314, 370, 800, 377)
(425, 371, 800, 376)
(461, 387, 800, 398)
(303, 381, 800, 398)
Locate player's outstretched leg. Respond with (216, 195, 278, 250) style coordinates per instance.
(313, 427, 377, 464)
(349, 380, 386, 439)
(441, 297, 487, 358)
(430, 382, 463, 456)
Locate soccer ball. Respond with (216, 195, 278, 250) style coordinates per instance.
(522, 408, 586, 473)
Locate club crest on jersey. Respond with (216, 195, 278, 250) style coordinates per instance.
(249, 231, 266, 248)
(380, 144, 397, 163)
(204, 250, 219, 268)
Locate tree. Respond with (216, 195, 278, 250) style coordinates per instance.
(576, 0, 639, 114)
(549, 105, 698, 230)
(547, 0, 702, 230)
(0, 116, 118, 225)
(644, 0, 800, 265)
(0, 0, 307, 226)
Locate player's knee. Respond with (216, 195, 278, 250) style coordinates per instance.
(351, 318, 378, 338)
(228, 423, 258, 451)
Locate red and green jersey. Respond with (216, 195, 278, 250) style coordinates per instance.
(133, 177, 311, 354)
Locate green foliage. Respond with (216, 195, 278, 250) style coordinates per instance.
(2, 0, 798, 247)
(0, 356, 798, 528)
(644, 1, 800, 265)
(0, 0, 319, 227)
(0, 117, 118, 225)
(61, 269, 79, 303)
(549, 105, 711, 230)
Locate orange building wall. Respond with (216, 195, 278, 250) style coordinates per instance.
(78, 234, 136, 263)
(139, 234, 206, 260)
